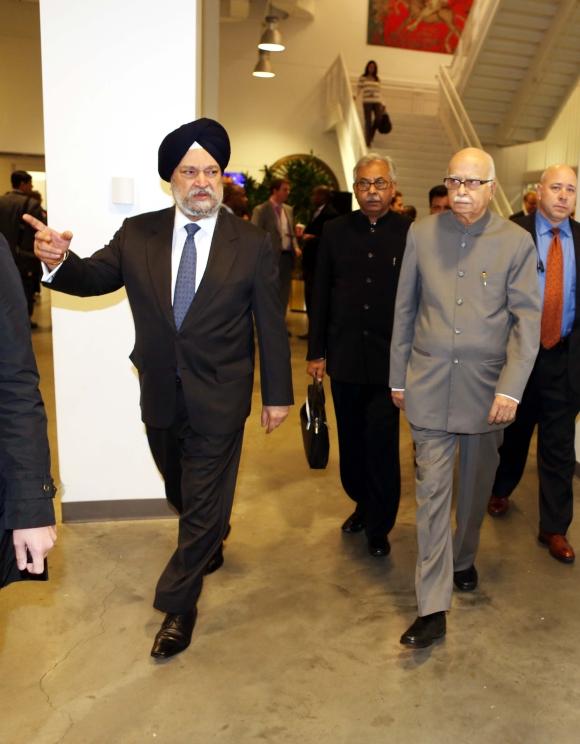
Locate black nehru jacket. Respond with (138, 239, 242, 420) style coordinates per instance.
(307, 209, 411, 384)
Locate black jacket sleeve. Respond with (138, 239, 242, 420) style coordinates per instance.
(0, 234, 55, 531)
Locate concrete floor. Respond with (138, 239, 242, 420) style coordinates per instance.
(1, 289, 580, 744)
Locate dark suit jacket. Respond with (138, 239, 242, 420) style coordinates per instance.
(0, 235, 55, 588)
(307, 209, 411, 385)
(509, 209, 526, 222)
(0, 191, 44, 260)
(47, 207, 293, 435)
(512, 212, 580, 400)
(302, 203, 339, 273)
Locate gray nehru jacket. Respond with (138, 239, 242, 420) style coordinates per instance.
(389, 210, 541, 434)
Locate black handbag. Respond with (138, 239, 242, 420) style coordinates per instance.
(300, 378, 330, 469)
(376, 108, 392, 134)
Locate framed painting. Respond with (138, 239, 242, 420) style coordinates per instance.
(367, 0, 474, 55)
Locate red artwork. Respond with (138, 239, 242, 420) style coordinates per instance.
(367, 0, 474, 55)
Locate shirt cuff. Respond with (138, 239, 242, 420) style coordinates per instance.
(42, 261, 63, 282)
(391, 388, 405, 392)
(496, 393, 519, 404)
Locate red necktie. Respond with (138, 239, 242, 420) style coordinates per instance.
(540, 227, 563, 349)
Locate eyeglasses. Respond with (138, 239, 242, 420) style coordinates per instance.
(443, 177, 494, 190)
(178, 166, 221, 180)
(355, 178, 392, 191)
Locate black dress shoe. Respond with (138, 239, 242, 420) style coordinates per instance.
(367, 536, 391, 557)
(151, 611, 196, 659)
(341, 511, 365, 534)
(400, 612, 446, 648)
(453, 565, 478, 591)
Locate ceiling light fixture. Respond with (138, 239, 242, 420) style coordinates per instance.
(258, 15, 285, 52)
(252, 51, 275, 78)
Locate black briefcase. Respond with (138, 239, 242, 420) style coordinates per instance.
(376, 108, 392, 134)
(300, 378, 330, 469)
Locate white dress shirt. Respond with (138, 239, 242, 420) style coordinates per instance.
(171, 208, 217, 299)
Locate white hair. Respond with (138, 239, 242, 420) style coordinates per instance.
(353, 153, 397, 183)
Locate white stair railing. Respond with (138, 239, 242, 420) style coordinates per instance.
(438, 65, 511, 218)
(322, 54, 366, 196)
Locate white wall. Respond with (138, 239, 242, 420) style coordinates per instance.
(0, 0, 44, 155)
(490, 82, 580, 211)
(40, 0, 199, 509)
(220, 0, 450, 188)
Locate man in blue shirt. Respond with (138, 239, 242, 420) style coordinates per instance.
(489, 164, 580, 563)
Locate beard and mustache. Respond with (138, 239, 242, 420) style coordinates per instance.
(172, 182, 223, 219)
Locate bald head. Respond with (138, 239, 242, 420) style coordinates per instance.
(536, 164, 577, 225)
(445, 148, 496, 225)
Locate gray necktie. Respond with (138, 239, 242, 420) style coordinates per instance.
(173, 223, 200, 329)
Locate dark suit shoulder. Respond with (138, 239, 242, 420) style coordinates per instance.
(123, 206, 175, 228)
(220, 209, 268, 242)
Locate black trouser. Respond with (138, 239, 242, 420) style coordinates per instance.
(492, 340, 579, 534)
(330, 379, 401, 539)
(146, 384, 244, 614)
(363, 102, 383, 147)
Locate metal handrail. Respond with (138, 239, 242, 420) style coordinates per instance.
(438, 65, 512, 218)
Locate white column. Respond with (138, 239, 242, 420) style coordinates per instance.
(39, 0, 199, 519)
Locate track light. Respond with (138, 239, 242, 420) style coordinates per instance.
(258, 16, 285, 52)
(252, 51, 275, 78)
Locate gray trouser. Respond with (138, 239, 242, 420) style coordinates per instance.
(411, 426, 503, 616)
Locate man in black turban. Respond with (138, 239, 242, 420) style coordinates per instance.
(24, 118, 293, 660)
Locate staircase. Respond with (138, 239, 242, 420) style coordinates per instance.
(373, 112, 453, 220)
(450, 0, 580, 146)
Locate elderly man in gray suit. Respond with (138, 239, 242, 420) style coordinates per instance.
(390, 147, 541, 648)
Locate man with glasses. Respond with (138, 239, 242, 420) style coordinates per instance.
(25, 118, 293, 660)
(489, 165, 580, 564)
(390, 147, 541, 648)
(307, 154, 411, 559)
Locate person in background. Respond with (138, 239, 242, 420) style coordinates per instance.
(299, 185, 338, 339)
(252, 179, 300, 330)
(0, 233, 56, 588)
(357, 60, 384, 148)
(0, 171, 45, 327)
(307, 154, 410, 560)
(222, 182, 250, 220)
(402, 205, 417, 221)
(390, 147, 540, 649)
(510, 189, 537, 221)
(488, 165, 580, 565)
(391, 190, 404, 213)
(429, 184, 450, 214)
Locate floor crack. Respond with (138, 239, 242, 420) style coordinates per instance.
(38, 564, 120, 743)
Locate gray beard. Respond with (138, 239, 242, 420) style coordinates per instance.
(173, 187, 222, 219)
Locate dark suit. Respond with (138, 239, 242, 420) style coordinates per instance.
(308, 210, 410, 539)
(47, 207, 293, 612)
(301, 202, 338, 317)
(0, 191, 44, 316)
(0, 234, 55, 588)
(492, 212, 580, 534)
